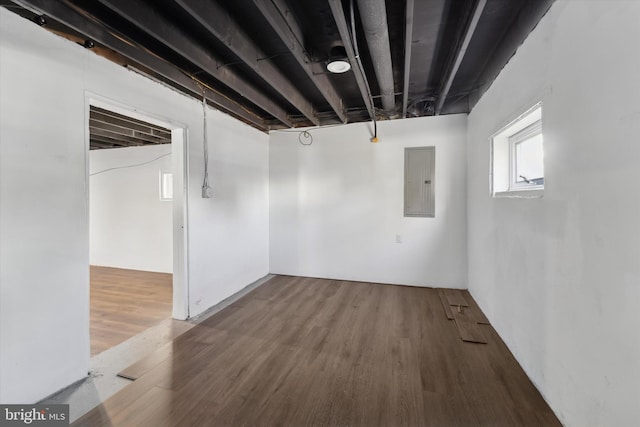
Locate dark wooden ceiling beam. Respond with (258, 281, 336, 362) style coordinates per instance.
(89, 120, 170, 144)
(13, 0, 268, 131)
(94, 0, 294, 128)
(253, 0, 347, 124)
(435, 0, 487, 115)
(328, 0, 376, 121)
(176, 0, 320, 126)
(89, 115, 171, 141)
(91, 109, 171, 137)
(90, 128, 167, 146)
(89, 141, 118, 150)
(90, 115, 171, 140)
(89, 134, 135, 147)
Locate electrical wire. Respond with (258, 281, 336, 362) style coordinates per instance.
(89, 152, 171, 176)
(272, 122, 349, 133)
(273, 122, 351, 146)
(192, 81, 211, 196)
(350, 0, 378, 141)
(273, 120, 377, 146)
(201, 88, 210, 193)
(298, 131, 313, 145)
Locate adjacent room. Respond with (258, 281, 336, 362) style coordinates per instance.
(88, 106, 175, 356)
(1, 1, 638, 426)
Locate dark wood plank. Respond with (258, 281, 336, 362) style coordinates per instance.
(438, 289, 454, 320)
(463, 289, 492, 325)
(74, 276, 561, 427)
(450, 304, 488, 344)
(443, 288, 470, 307)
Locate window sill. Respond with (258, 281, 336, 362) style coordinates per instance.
(493, 189, 544, 199)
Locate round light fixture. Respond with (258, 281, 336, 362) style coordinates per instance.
(327, 59, 351, 73)
(327, 45, 351, 73)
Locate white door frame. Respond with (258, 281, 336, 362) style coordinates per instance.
(84, 93, 190, 322)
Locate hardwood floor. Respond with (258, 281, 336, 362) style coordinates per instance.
(91, 266, 173, 356)
(77, 275, 561, 426)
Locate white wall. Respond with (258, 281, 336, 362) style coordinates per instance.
(467, 1, 640, 426)
(0, 7, 269, 404)
(270, 115, 467, 287)
(90, 145, 173, 273)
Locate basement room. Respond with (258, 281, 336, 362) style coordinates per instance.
(0, 1, 638, 426)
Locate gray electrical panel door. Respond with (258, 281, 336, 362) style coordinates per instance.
(404, 147, 435, 217)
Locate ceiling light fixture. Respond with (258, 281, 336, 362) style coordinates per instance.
(327, 46, 351, 73)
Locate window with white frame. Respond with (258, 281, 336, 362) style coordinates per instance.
(491, 104, 543, 197)
(159, 171, 173, 201)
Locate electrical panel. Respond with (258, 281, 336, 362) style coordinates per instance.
(404, 147, 435, 217)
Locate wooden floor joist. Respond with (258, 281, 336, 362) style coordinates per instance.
(74, 276, 561, 426)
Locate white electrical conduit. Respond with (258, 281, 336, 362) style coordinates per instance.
(355, 0, 395, 112)
(200, 89, 212, 198)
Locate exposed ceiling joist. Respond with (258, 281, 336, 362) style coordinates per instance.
(90, 136, 131, 148)
(5, 0, 554, 129)
(90, 110, 171, 140)
(404, 0, 446, 117)
(435, 0, 487, 115)
(402, 0, 414, 118)
(89, 140, 120, 150)
(90, 128, 158, 146)
(89, 120, 168, 144)
(13, 0, 268, 131)
(327, 0, 376, 121)
(252, 0, 347, 124)
(89, 105, 172, 150)
(176, 0, 320, 126)
(95, 0, 293, 128)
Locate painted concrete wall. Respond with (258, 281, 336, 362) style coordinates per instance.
(90, 145, 173, 273)
(270, 115, 467, 288)
(0, 8, 269, 403)
(466, 2, 640, 426)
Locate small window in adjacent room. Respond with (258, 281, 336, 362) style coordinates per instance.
(160, 171, 173, 201)
(491, 104, 543, 197)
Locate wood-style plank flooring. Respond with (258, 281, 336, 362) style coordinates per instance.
(91, 266, 172, 356)
(77, 275, 560, 426)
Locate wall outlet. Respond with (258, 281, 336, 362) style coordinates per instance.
(396, 234, 402, 243)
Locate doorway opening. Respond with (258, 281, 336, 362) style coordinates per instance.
(86, 96, 189, 357)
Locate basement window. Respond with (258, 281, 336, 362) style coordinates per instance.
(491, 104, 543, 198)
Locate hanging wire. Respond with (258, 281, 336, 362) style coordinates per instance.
(298, 130, 313, 146)
(90, 152, 171, 176)
(195, 82, 211, 197)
